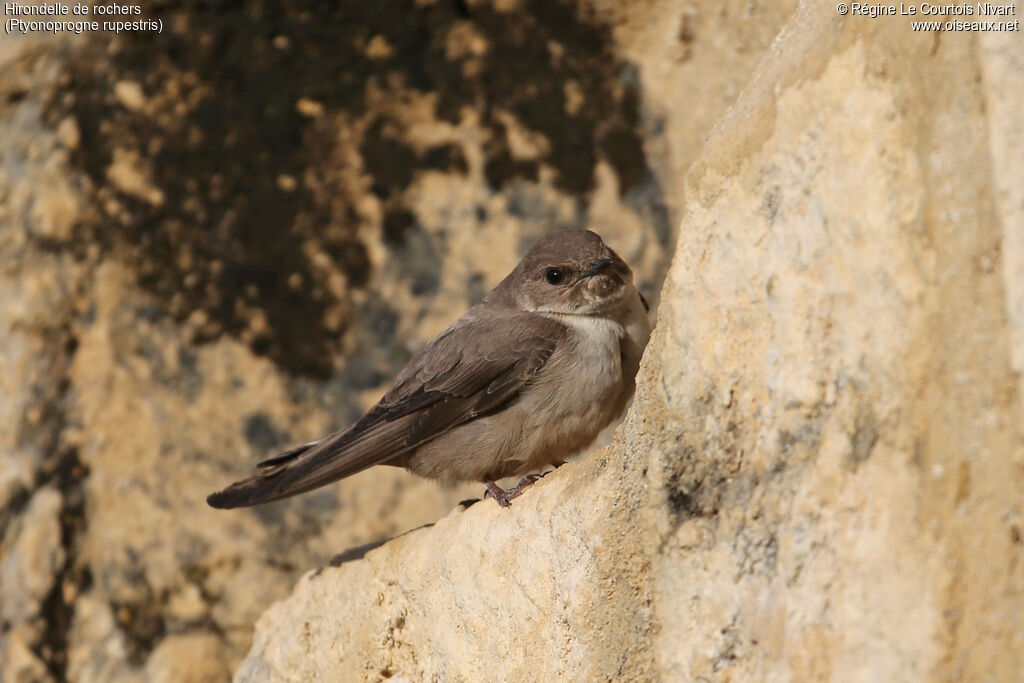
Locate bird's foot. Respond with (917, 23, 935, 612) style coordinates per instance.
(485, 481, 512, 507)
(484, 473, 545, 508)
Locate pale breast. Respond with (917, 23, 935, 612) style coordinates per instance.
(552, 314, 625, 404)
(406, 294, 650, 482)
(492, 314, 630, 475)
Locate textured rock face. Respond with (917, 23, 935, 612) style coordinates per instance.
(0, 2, 798, 681)
(648, 12, 1024, 679)
(237, 6, 1024, 682)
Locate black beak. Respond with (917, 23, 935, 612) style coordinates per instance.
(580, 258, 614, 279)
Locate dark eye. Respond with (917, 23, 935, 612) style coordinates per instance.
(545, 268, 565, 285)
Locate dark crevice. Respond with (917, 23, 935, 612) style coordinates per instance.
(33, 448, 91, 682)
(12, 318, 90, 682)
(0, 486, 32, 543)
(663, 441, 725, 528)
(665, 472, 721, 525)
(112, 597, 168, 666)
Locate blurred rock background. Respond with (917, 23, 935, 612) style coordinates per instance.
(1, 1, 800, 680)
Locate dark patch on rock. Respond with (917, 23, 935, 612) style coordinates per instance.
(600, 126, 646, 193)
(734, 526, 778, 578)
(388, 228, 443, 299)
(667, 485, 712, 521)
(383, 208, 417, 247)
(624, 169, 673, 249)
(243, 414, 288, 451)
(711, 612, 742, 672)
(134, 302, 166, 323)
(46, 0, 650, 379)
(423, 144, 468, 174)
(112, 597, 167, 666)
(847, 408, 879, 468)
(759, 186, 782, 222)
(664, 445, 722, 524)
(777, 429, 798, 454)
(251, 489, 339, 544)
(362, 121, 419, 199)
(466, 271, 488, 304)
(451, 0, 471, 19)
(484, 125, 541, 189)
(770, 457, 788, 477)
(777, 414, 825, 466)
(337, 356, 391, 392)
(357, 296, 401, 343)
(250, 499, 287, 529)
(678, 13, 696, 46)
(175, 348, 204, 399)
(5, 87, 28, 104)
(410, 270, 439, 297)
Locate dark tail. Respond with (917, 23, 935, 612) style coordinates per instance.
(208, 406, 415, 509)
(206, 440, 320, 509)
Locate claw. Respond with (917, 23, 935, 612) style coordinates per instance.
(513, 473, 544, 489)
(485, 481, 513, 507)
(484, 472, 547, 508)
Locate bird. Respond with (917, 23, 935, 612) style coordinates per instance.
(207, 229, 651, 509)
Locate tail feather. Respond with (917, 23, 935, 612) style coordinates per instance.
(207, 413, 412, 509)
(206, 440, 326, 509)
(256, 440, 319, 468)
(206, 462, 326, 509)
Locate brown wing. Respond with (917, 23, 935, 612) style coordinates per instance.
(206, 309, 566, 508)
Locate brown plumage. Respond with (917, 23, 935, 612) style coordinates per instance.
(207, 229, 650, 508)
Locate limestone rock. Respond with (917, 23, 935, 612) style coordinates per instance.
(144, 634, 231, 683)
(238, 5, 1024, 681)
(238, 465, 655, 681)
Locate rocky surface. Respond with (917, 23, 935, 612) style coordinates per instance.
(237, 4, 1024, 682)
(0, 2, 799, 681)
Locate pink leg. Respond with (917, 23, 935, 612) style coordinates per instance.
(485, 481, 513, 507)
(484, 473, 546, 508)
